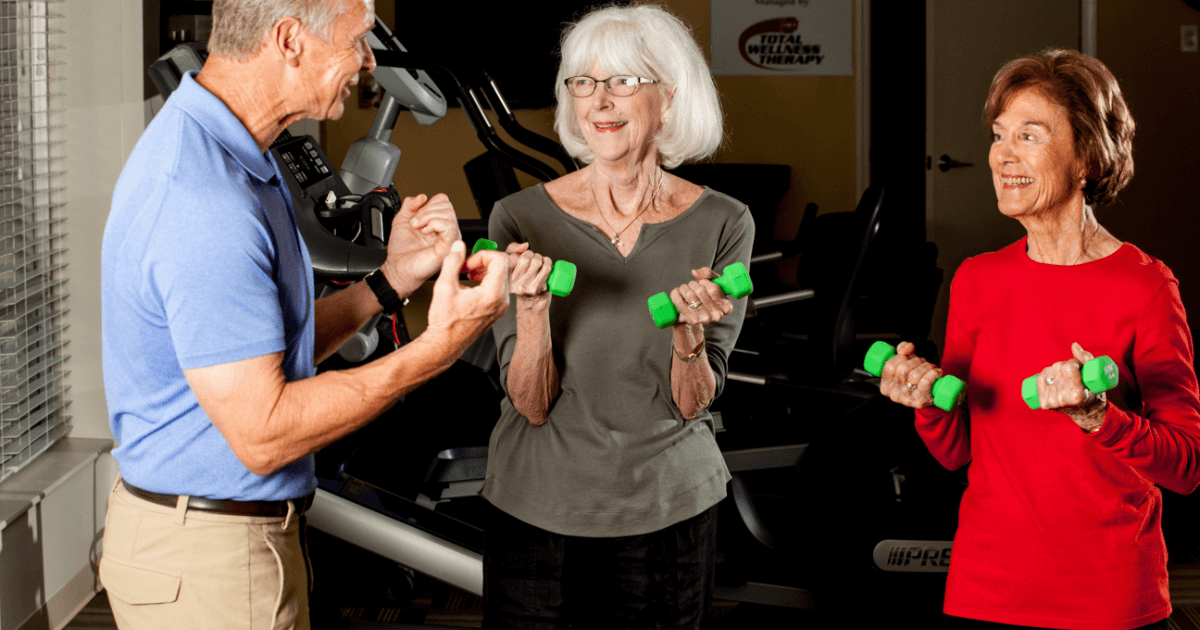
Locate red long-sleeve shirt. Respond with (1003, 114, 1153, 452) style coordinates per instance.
(915, 238, 1200, 630)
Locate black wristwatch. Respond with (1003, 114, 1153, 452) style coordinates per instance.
(364, 268, 407, 315)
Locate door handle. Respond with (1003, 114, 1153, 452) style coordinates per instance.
(938, 154, 974, 172)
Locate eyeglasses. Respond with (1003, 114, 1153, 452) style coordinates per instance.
(564, 75, 660, 98)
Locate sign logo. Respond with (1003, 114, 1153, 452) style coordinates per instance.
(737, 17, 825, 71)
(872, 539, 953, 573)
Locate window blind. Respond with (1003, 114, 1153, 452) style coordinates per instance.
(0, 0, 68, 482)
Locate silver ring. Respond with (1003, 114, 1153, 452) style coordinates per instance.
(1046, 376, 1055, 385)
(688, 299, 702, 308)
(906, 383, 917, 391)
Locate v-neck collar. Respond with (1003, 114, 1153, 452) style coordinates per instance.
(535, 183, 713, 264)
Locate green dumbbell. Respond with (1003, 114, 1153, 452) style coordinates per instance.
(863, 341, 966, 411)
(471, 238, 497, 255)
(646, 262, 754, 329)
(471, 238, 577, 297)
(1021, 355, 1119, 410)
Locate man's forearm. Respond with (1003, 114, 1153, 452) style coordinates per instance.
(190, 243, 510, 477)
(207, 331, 463, 476)
(313, 281, 384, 364)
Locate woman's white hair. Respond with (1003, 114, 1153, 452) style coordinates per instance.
(554, 4, 723, 169)
(209, 0, 362, 61)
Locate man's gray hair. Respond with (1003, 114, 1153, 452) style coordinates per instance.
(208, 0, 344, 61)
(554, 4, 723, 168)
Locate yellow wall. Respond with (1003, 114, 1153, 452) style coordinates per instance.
(669, 0, 859, 238)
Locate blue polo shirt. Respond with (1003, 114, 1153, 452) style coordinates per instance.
(102, 72, 316, 501)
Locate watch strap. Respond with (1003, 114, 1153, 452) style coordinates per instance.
(365, 269, 406, 315)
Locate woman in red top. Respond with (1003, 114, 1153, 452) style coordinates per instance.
(881, 49, 1200, 630)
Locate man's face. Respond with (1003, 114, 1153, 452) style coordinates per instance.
(298, 0, 376, 121)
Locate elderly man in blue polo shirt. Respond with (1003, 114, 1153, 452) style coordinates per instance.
(98, 0, 509, 627)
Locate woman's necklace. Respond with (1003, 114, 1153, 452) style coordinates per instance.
(592, 168, 662, 247)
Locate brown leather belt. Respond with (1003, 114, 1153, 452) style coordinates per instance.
(122, 479, 315, 517)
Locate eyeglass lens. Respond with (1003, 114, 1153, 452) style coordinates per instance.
(568, 76, 641, 97)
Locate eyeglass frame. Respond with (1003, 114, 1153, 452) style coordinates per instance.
(563, 75, 661, 98)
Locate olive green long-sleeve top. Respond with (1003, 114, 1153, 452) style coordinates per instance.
(482, 184, 754, 537)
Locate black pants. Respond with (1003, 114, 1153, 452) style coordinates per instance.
(482, 503, 718, 630)
(944, 614, 1171, 630)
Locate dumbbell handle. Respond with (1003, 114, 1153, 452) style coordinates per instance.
(863, 341, 965, 412)
(471, 239, 576, 297)
(646, 262, 754, 329)
(1021, 356, 1118, 410)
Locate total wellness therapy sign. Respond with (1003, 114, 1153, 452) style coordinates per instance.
(711, 0, 852, 76)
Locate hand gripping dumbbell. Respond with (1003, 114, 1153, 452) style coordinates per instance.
(1021, 355, 1119, 409)
(646, 262, 754, 329)
(863, 341, 966, 411)
(472, 239, 577, 297)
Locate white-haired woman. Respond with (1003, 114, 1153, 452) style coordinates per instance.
(480, 5, 752, 629)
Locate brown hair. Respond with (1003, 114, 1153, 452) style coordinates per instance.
(984, 49, 1135, 206)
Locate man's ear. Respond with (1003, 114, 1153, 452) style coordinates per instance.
(270, 16, 305, 67)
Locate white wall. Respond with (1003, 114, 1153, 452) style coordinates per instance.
(63, 0, 145, 439)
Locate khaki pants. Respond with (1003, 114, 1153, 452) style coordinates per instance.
(99, 479, 312, 630)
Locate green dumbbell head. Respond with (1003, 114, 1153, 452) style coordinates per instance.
(863, 340, 897, 377)
(647, 262, 755, 329)
(548, 260, 576, 297)
(1022, 355, 1119, 409)
(863, 340, 964, 412)
(1020, 376, 1040, 409)
(463, 239, 499, 275)
(931, 375, 967, 411)
(1083, 356, 1120, 392)
(648, 293, 679, 329)
(712, 262, 754, 299)
(473, 239, 576, 297)
(472, 238, 497, 254)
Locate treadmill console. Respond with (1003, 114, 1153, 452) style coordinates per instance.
(271, 134, 389, 281)
(276, 137, 333, 187)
